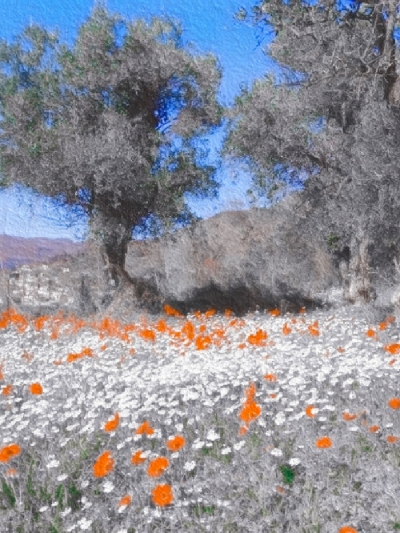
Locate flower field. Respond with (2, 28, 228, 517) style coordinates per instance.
(0, 304, 400, 532)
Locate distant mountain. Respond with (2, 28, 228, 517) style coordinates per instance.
(0, 235, 87, 271)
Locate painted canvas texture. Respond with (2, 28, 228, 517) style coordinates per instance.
(0, 1, 400, 532)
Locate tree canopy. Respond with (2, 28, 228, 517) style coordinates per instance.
(224, 0, 400, 260)
(0, 5, 224, 277)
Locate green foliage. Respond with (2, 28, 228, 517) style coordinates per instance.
(67, 484, 82, 511)
(27, 460, 37, 497)
(39, 485, 52, 503)
(1, 480, 16, 508)
(327, 233, 340, 250)
(28, 142, 41, 158)
(267, 183, 280, 201)
(279, 464, 295, 486)
(191, 503, 217, 518)
(55, 484, 65, 509)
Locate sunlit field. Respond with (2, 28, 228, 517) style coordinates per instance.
(1, 303, 400, 532)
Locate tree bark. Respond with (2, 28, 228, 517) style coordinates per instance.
(347, 233, 376, 304)
(89, 208, 136, 288)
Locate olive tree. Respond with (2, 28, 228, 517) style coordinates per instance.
(223, 0, 400, 303)
(0, 5, 224, 281)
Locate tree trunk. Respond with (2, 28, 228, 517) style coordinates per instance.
(103, 226, 134, 288)
(103, 229, 131, 271)
(89, 211, 135, 288)
(346, 233, 376, 305)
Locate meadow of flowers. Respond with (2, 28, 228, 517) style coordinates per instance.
(0, 302, 400, 532)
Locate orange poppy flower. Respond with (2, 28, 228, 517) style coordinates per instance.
(135, 421, 154, 435)
(118, 495, 132, 508)
(30, 383, 43, 395)
(195, 335, 212, 350)
(308, 321, 319, 336)
(238, 425, 249, 436)
(366, 329, 378, 340)
(388, 398, 400, 410)
(316, 436, 332, 448)
(104, 413, 120, 432)
(151, 484, 173, 507)
(0, 444, 21, 463)
(93, 451, 114, 477)
(282, 323, 291, 336)
(139, 329, 156, 342)
(384, 344, 400, 355)
(148, 457, 169, 477)
(32, 315, 50, 331)
(239, 400, 261, 426)
(164, 305, 183, 317)
(342, 412, 358, 421)
(2, 384, 12, 396)
(166, 435, 186, 452)
(306, 405, 317, 418)
(131, 450, 146, 465)
(181, 321, 195, 341)
(248, 329, 267, 346)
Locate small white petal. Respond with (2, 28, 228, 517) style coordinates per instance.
(220, 447, 232, 455)
(183, 461, 196, 471)
(270, 448, 283, 457)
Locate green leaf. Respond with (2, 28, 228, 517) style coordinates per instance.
(327, 233, 340, 249)
(39, 486, 52, 503)
(55, 484, 65, 509)
(1, 481, 16, 508)
(280, 464, 295, 486)
(67, 483, 82, 512)
(27, 460, 37, 497)
(28, 142, 41, 157)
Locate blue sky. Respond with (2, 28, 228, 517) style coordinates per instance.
(0, 0, 396, 241)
